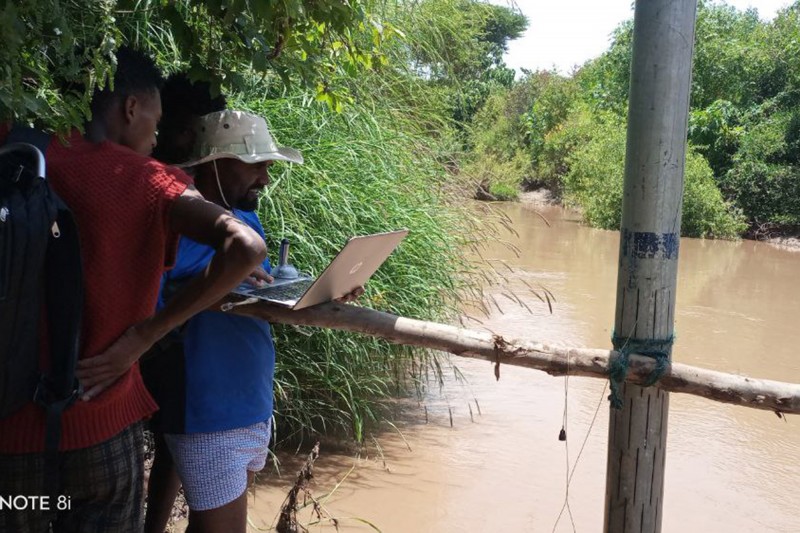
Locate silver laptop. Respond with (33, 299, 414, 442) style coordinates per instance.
(232, 229, 408, 310)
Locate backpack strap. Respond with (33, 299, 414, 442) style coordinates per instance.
(36, 202, 83, 500)
(8, 127, 83, 496)
(37, 195, 83, 447)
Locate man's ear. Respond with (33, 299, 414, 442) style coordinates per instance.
(123, 94, 139, 124)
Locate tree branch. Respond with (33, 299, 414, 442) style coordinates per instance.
(232, 301, 800, 416)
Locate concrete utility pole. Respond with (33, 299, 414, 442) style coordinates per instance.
(604, 0, 697, 532)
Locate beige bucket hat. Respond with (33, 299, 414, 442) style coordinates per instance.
(180, 110, 303, 167)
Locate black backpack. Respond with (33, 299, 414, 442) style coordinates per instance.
(0, 127, 83, 463)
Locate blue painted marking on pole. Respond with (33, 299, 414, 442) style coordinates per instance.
(622, 230, 679, 259)
(661, 232, 679, 259)
(634, 232, 660, 258)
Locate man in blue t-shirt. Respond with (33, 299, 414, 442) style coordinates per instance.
(144, 110, 360, 533)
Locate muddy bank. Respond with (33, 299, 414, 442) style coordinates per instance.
(515, 188, 800, 251)
(518, 188, 559, 207)
(764, 235, 800, 251)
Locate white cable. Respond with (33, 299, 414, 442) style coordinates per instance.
(213, 159, 232, 209)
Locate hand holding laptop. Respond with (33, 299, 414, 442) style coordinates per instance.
(335, 285, 365, 303)
(228, 229, 408, 310)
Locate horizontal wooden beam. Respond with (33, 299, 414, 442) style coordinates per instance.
(230, 301, 800, 416)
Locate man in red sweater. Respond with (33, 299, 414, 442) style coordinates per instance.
(0, 47, 267, 532)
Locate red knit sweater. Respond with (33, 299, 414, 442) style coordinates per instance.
(0, 131, 190, 453)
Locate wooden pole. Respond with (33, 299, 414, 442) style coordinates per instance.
(231, 302, 800, 415)
(604, 1, 698, 531)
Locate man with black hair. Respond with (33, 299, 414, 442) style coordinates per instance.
(143, 72, 229, 533)
(152, 73, 227, 165)
(0, 47, 267, 533)
(86, 46, 165, 157)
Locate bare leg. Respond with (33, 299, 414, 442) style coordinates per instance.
(145, 432, 182, 533)
(183, 471, 255, 533)
(184, 485, 249, 533)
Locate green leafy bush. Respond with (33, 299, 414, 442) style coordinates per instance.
(564, 120, 745, 238)
(682, 153, 748, 238)
(535, 105, 606, 192)
(394, 0, 526, 126)
(724, 109, 800, 226)
(688, 99, 743, 177)
(560, 120, 626, 229)
(464, 71, 579, 195)
(525, 72, 579, 166)
(487, 181, 520, 201)
(1, 0, 383, 130)
(463, 89, 530, 196)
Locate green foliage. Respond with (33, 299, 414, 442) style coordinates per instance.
(690, 1, 763, 108)
(1, 0, 385, 130)
(525, 72, 580, 167)
(392, 0, 527, 125)
(466, 0, 800, 236)
(470, 86, 526, 159)
(688, 99, 743, 176)
(487, 181, 520, 201)
(724, 109, 800, 226)
(401, 0, 525, 82)
(578, 1, 768, 114)
(463, 88, 530, 194)
(0, 1, 121, 131)
(576, 19, 633, 116)
(463, 70, 580, 195)
(463, 148, 527, 201)
(560, 119, 626, 229)
(535, 105, 612, 192)
(720, 2, 800, 105)
(563, 119, 745, 238)
(682, 151, 748, 238)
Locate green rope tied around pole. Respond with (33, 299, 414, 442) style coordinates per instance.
(608, 333, 674, 409)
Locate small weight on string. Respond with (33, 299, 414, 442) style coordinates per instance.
(558, 427, 566, 441)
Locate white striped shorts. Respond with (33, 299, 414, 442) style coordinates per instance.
(164, 420, 271, 511)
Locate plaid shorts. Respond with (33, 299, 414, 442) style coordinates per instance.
(0, 421, 144, 533)
(164, 420, 271, 511)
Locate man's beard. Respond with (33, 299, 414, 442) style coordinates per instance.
(236, 188, 262, 211)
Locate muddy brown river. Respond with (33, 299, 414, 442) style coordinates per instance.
(246, 203, 800, 532)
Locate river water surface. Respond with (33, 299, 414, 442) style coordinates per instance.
(248, 203, 800, 533)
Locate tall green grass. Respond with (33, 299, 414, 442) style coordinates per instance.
(231, 89, 487, 445)
(217, 0, 526, 446)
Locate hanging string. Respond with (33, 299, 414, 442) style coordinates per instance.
(552, 381, 609, 533)
(552, 349, 576, 533)
(552, 329, 637, 532)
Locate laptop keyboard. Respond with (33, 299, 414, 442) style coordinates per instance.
(250, 279, 314, 301)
